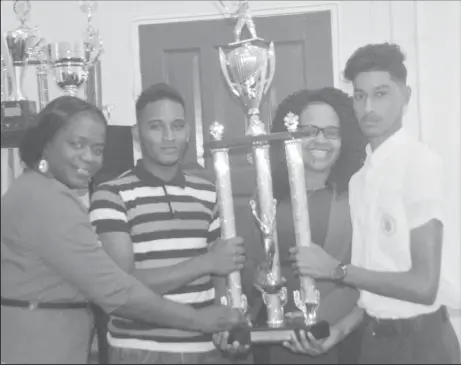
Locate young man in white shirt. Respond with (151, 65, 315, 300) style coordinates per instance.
(284, 43, 460, 363)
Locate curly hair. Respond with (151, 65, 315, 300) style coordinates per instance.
(344, 43, 407, 83)
(270, 87, 366, 201)
(19, 96, 107, 169)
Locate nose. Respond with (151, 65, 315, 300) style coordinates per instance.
(81, 146, 97, 163)
(365, 96, 373, 113)
(162, 126, 174, 141)
(315, 129, 328, 143)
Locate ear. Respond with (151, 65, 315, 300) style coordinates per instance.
(41, 141, 52, 161)
(186, 123, 192, 143)
(131, 124, 140, 144)
(131, 124, 142, 153)
(404, 85, 412, 105)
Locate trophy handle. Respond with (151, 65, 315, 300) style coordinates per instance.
(264, 42, 276, 94)
(84, 39, 103, 69)
(218, 47, 240, 98)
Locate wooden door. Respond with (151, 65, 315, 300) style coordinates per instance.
(138, 11, 333, 260)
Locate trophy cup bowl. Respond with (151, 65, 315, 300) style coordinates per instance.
(219, 40, 275, 136)
(47, 41, 100, 97)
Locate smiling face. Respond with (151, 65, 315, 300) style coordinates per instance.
(134, 98, 190, 167)
(299, 102, 342, 172)
(43, 111, 106, 189)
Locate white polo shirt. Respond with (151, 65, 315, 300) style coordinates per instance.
(349, 128, 453, 319)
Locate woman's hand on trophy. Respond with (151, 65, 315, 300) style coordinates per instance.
(212, 330, 251, 356)
(290, 244, 340, 279)
(206, 236, 246, 275)
(282, 325, 343, 356)
(197, 305, 247, 334)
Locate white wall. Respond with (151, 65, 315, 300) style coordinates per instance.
(2, 0, 460, 300)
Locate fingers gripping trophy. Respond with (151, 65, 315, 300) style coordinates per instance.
(205, 1, 330, 345)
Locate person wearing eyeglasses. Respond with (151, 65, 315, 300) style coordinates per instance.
(242, 87, 367, 364)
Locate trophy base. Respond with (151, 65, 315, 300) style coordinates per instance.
(1, 100, 37, 148)
(249, 312, 330, 344)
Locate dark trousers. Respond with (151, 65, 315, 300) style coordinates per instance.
(358, 306, 461, 364)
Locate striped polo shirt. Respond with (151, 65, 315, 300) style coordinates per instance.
(89, 161, 220, 353)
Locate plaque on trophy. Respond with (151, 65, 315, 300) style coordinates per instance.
(204, 1, 330, 344)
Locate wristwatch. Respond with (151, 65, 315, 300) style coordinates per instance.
(331, 263, 348, 281)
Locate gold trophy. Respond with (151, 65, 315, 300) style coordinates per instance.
(206, 1, 329, 344)
(46, 1, 103, 98)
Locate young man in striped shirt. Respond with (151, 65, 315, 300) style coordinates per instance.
(90, 83, 246, 363)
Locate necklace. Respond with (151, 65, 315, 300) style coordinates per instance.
(306, 185, 326, 197)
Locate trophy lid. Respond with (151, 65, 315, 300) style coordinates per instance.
(14, 0, 31, 26)
(79, 1, 104, 62)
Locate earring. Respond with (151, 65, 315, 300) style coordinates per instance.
(38, 159, 49, 173)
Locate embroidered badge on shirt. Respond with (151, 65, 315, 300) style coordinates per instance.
(381, 213, 397, 235)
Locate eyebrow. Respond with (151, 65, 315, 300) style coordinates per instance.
(354, 85, 391, 92)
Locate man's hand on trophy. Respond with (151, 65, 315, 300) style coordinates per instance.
(290, 244, 340, 280)
(282, 325, 344, 356)
(197, 305, 247, 333)
(212, 330, 251, 356)
(206, 237, 246, 275)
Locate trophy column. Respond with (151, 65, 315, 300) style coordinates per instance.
(208, 122, 247, 313)
(284, 113, 320, 325)
(216, 1, 287, 329)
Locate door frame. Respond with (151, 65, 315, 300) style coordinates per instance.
(130, 1, 342, 163)
(131, 1, 342, 98)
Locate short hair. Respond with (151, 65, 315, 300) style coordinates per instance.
(135, 83, 185, 123)
(344, 43, 407, 83)
(19, 96, 107, 169)
(270, 87, 366, 201)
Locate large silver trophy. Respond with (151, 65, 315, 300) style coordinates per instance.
(206, 1, 329, 344)
(46, 1, 103, 97)
(1, 0, 47, 146)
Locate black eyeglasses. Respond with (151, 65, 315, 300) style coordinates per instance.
(299, 125, 341, 140)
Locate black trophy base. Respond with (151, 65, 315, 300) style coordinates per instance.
(1, 100, 37, 148)
(249, 313, 330, 344)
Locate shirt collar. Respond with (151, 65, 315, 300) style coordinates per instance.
(365, 127, 410, 167)
(134, 160, 186, 188)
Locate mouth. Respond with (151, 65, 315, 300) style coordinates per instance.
(161, 146, 178, 154)
(361, 118, 381, 125)
(309, 149, 330, 159)
(76, 168, 92, 178)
